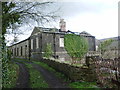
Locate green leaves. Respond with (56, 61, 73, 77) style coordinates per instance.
(43, 43, 53, 58)
(98, 39, 114, 53)
(64, 34, 88, 61)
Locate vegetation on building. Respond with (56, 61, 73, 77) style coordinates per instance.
(43, 43, 53, 58)
(64, 34, 88, 64)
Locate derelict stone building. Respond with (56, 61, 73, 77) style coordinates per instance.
(9, 19, 96, 61)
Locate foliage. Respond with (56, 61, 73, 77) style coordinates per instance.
(1, 2, 20, 88)
(43, 43, 53, 58)
(7, 48, 12, 61)
(64, 34, 88, 63)
(2, 39, 9, 88)
(2, 62, 19, 88)
(25, 63, 49, 88)
(98, 39, 114, 54)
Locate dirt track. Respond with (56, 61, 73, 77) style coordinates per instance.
(32, 63, 68, 88)
(14, 60, 69, 88)
(15, 62, 29, 88)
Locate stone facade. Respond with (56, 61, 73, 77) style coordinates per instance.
(9, 38, 30, 59)
(30, 27, 71, 61)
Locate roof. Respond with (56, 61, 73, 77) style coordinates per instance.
(30, 27, 60, 36)
(8, 38, 29, 47)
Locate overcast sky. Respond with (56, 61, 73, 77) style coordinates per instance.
(56, 0, 118, 39)
(6, 0, 119, 45)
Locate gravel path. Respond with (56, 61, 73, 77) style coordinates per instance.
(15, 62, 30, 88)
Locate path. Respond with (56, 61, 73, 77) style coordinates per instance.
(15, 62, 29, 88)
(14, 59, 69, 88)
(32, 63, 69, 88)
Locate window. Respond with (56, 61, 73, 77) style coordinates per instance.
(17, 48, 19, 56)
(25, 45, 27, 56)
(59, 38, 64, 47)
(31, 39, 33, 49)
(36, 37, 39, 49)
(21, 46, 22, 56)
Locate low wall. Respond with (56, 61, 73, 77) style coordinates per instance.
(40, 58, 97, 82)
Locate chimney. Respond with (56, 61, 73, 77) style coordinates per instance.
(59, 19, 66, 32)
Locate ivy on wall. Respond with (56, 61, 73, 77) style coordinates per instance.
(43, 43, 53, 58)
(64, 34, 88, 63)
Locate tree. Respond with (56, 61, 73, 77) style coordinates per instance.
(64, 34, 88, 64)
(98, 39, 114, 54)
(2, 2, 59, 42)
(1, 1, 59, 88)
(2, 2, 21, 35)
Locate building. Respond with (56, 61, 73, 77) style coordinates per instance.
(9, 19, 96, 61)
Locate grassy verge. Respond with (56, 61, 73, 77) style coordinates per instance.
(24, 63, 49, 88)
(3, 62, 19, 88)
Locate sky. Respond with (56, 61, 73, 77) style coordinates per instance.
(6, 0, 119, 45)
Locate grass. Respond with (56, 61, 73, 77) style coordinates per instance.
(69, 82, 99, 89)
(3, 62, 19, 88)
(33, 61, 56, 72)
(25, 63, 49, 88)
(32, 61, 69, 82)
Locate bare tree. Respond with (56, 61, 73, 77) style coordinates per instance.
(3, 1, 60, 44)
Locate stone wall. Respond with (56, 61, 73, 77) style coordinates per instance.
(94, 57, 120, 88)
(40, 58, 97, 82)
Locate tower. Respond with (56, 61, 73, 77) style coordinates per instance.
(59, 19, 66, 32)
